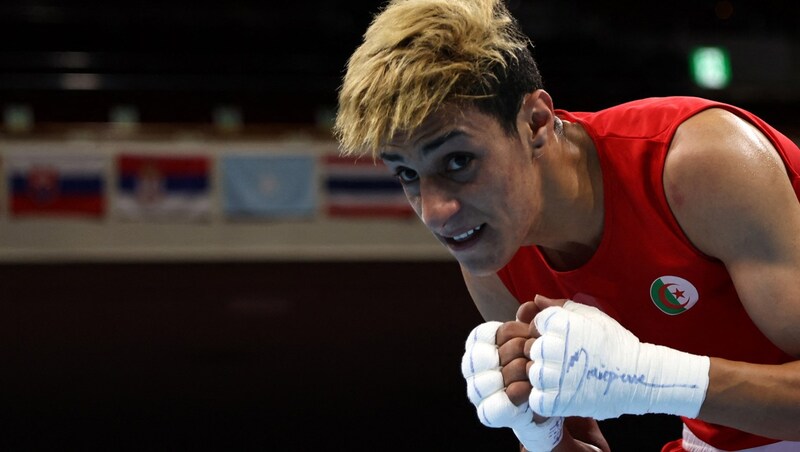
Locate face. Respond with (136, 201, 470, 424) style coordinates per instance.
(380, 104, 545, 276)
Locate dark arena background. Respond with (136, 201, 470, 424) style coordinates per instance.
(1, 1, 798, 451)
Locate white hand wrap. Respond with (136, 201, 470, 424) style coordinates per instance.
(528, 301, 710, 420)
(514, 416, 565, 452)
(462, 321, 564, 451)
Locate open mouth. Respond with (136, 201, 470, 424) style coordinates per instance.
(444, 224, 485, 247)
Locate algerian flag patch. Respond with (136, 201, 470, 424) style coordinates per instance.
(650, 276, 699, 315)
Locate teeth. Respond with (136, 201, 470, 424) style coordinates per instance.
(452, 224, 482, 242)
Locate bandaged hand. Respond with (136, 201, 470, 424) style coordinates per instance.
(528, 300, 710, 420)
(461, 321, 564, 451)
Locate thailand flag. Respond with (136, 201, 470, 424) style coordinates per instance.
(115, 154, 211, 222)
(7, 153, 106, 217)
(323, 155, 414, 218)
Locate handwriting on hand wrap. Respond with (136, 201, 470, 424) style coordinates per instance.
(565, 348, 700, 396)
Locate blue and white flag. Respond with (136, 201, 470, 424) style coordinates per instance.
(222, 154, 316, 218)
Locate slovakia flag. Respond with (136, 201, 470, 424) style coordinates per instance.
(8, 153, 106, 217)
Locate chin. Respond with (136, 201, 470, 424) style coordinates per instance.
(456, 255, 506, 277)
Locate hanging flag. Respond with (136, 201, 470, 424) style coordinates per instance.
(222, 154, 316, 219)
(0, 155, 3, 217)
(115, 153, 211, 222)
(323, 155, 414, 218)
(7, 152, 106, 218)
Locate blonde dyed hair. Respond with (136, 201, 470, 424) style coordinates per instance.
(334, 0, 542, 158)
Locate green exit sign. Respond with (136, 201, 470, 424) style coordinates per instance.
(690, 47, 731, 89)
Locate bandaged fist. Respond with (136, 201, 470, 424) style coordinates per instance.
(461, 321, 530, 427)
(461, 320, 564, 451)
(527, 299, 710, 420)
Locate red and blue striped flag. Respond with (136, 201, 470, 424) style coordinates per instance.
(115, 154, 211, 222)
(323, 155, 414, 219)
(7, 153, 105, 218)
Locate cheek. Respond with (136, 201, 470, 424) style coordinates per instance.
(490, 173, 523, 212)
(402, 189, 423, 217)
(495, 169, 539, 229)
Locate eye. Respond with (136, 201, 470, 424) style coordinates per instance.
(446, 153, 473, 172)
(395, 167, 419, 183)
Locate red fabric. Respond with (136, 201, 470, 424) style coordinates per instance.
(11, 195, 104, 216)
(661, 439, 684, 452)
(497, 97, 796, 450)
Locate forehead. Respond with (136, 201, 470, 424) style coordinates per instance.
(380, 104, 502, 161)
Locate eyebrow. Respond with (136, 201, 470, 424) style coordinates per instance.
(379, 130, 466, 162)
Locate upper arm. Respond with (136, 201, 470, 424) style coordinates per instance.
(665, 108, 800, 357)
(460, 265, 521, 322)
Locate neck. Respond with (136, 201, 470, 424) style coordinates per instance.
(537, 120, 604, 270)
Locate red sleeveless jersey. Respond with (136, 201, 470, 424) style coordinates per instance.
(497, 97, 798, 450)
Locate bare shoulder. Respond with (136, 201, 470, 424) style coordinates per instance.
(663, 107, 793, 258)
(666, 108, 784, 185)
(665, 108, 800, 356)
(461, 266, 521, 322)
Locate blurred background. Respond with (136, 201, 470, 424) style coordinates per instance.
(0, 1, 798, 450)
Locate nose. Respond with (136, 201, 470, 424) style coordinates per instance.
(418, 177, 460, 232)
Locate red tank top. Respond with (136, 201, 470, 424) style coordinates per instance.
(497, 97, 798, 450)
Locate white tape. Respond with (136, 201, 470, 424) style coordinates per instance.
(462, 320, 566, 452)
(477, 391, 531, 428)
(514, 416, 564, 452)
(461, 321, 502, 378)
(528, 301, 710, 420)
(466, 370, 504, 405)
(477, 392, 565, 451)
(469, 321, 504, 346)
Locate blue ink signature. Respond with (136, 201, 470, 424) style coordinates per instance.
(565, 348, 700, 397)
(536, 309, 702, 416)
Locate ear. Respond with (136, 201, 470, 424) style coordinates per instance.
(517, 89, 556, 154)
